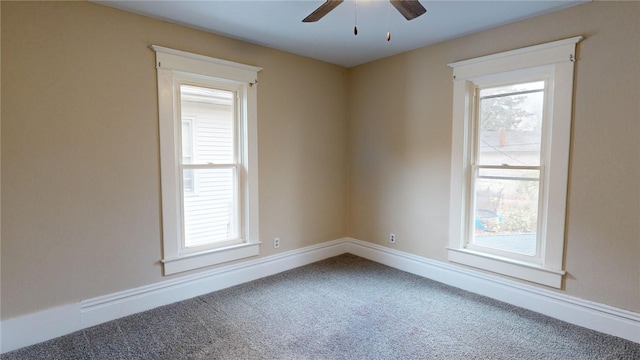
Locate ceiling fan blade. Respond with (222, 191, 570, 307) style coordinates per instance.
(302, 0, 344, 22)
(390, 0, 427, 20)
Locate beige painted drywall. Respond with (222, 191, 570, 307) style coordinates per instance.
(1, 1, 348, 319)
(348, 1, 640, 312)
(2, 0, 639, 321)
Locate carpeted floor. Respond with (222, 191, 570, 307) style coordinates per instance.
(2, 254, 639, 359)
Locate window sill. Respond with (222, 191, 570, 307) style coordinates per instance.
(162, 242, 261, 275)
(447, 248, 565, 288)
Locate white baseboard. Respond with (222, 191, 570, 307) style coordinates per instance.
(0, 303, 81, 355)
(344, 237, 640, 344)
(0, 238, 348, 354)
(2, 237, 638, 354)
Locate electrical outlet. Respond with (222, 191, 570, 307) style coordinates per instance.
(274, 237, 280, 249)
(390, 233, 396, 244)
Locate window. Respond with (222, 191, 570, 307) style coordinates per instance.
(447, 37, 582, 288)
(153, 45, 261, 275)
(471, 80, 545, 261)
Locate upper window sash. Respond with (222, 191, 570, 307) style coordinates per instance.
(176, 81, 241, 168)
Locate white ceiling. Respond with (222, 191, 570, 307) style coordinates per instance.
(93, 0, 588, 68)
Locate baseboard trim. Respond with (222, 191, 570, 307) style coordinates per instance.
(2, 237, 638, 353)
(0, 238, 349, 354)
(344, 237, 640, 344)
(0, 303, 81, 355)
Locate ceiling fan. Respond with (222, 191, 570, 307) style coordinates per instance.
(302, 0, 427, 23)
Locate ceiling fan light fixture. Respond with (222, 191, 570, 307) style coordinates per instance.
(303, 0, 426, 41)
(303, 0, 426, 23)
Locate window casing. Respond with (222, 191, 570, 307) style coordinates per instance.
(447, 37, 582, 288)
(153, 46, 261, 275)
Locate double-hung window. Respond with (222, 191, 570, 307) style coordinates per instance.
(153, 46, 261, 275)
(448, 37, 582, 288)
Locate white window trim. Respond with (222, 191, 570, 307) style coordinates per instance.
(152, 45, 262, 275)
(447, 36, 582, 288)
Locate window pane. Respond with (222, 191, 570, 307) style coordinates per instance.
(183, 168, 238, 247)
(181, 120, 193, 163)
(183, 169, 194, 193)
(477, 81, 544, 166)
(473, 168, 539, 256)
(180, 85, 235, 164)
(181, 120, 195, 192)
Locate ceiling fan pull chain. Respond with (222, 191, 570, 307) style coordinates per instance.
(354, 0, 358, 36)
(386, 0, 391, 41)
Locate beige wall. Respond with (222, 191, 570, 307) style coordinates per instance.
(348, 1, 640, 312)
(1, 1, 348, 319)
(2, 0, 639, 321)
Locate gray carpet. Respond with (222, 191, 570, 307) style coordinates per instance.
(2, 254, 639, 359)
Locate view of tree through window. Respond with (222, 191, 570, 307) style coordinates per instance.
(449, 37, 579, 287)
(472, 81, 544, 256)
